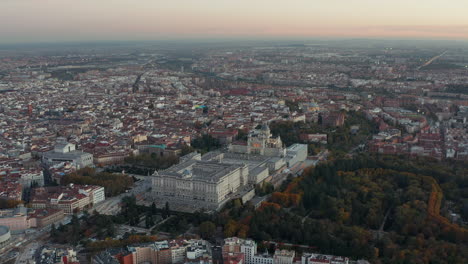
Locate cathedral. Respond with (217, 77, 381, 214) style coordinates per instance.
(229, 123, 286, 157)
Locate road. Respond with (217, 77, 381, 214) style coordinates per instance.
(2, 175, 151, 262)
(417, 50, 448, 70)
(14, 242, 40, 264)
(270, 158, 317, 188)
(118, 225, 152, 236)
(0, 212, 77, 264)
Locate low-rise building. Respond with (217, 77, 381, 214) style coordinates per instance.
(0, 206, 28, 232)
(0, 206, 65, 232)
(299, 134, 327, 144)
(28, 208, 65, 228)
(42, 138, 93, 169)
(0, 226, 11, 249)
(224, 252, 245, 264)
(186, 240, 212, 260)
(285, 144, 308, 168)
(302, 253, 349, 264)
(273, 250, 295, 264)
(30, 184, 104, 214)
(38, 247, 79, 264)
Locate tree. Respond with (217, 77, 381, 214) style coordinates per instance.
(0, 199, 22, 209)
(199, 221, 216, 239)
(181, 145, 195, 156)
(107, 222, 116, 237)
(50, 223, 58, 240)
(70, 214, 81, 244)
(62, 168, 134, 197)
(239, 155, 468, 263)
(164, 201, 171, 219)
(124, 153, 179, 170)
(233, 199, 242, 209)
(151, 202, 157, 215)
(191, 135, 221, 152)
(237, 129, 248, 141)
(224, 220, 238, 237)
(145, 212, 154, 228)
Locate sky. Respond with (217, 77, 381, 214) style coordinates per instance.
(1, 0, 468, 43)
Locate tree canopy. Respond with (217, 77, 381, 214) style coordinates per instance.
(215, 155, 468, 264)
(62, 167, 134, 197)
(191, 134, 221, 153)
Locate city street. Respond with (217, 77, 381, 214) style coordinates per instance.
(14, 242, 40, 264)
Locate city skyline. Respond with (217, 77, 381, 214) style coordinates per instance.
(1, 0, 468, 43)
(1, 1, 468, 263)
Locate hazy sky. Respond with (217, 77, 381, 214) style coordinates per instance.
(1, 0, 468, 43)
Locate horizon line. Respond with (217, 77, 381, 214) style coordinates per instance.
(2, 36, 468, 47)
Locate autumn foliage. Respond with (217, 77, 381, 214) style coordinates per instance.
(258, 202, 281, 211)
(270, 192, 301, 207)
(87, 235, 158, 251)
(426, 178, 468, 242)
(62, 167, 133, 197)
(0, 198, 23, 209)
(240, 155, 468, 263)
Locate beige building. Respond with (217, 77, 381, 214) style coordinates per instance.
(94, 151, 130, 166)
(273, 250, 295, 264)
(229, 124, 285, 157)
(30, 184, 105, 214)
(28, 208, 65, 228)
(0, 206, 65, 232)
(127, 241, 172, 264)
(0, 206, 29, 232)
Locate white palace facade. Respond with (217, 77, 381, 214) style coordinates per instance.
(151, 124, 307, 211)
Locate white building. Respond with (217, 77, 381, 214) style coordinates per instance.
(252, 254, 274, 264)
(79, 185, 105, 205)
(0, 226, 12, 249)
(223, 238, 297, 264)
(186, 240, 212, 260)
(240, 240, 257, 264)
(42, 138, 93, 169)
(273, 250, 295, 264)
(153, 158, 248, 210)
(302, 253, 349, 264)
(19, 170, 44, 189)
(285, 144, 308, 168)
(171, 244, 187, 264)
